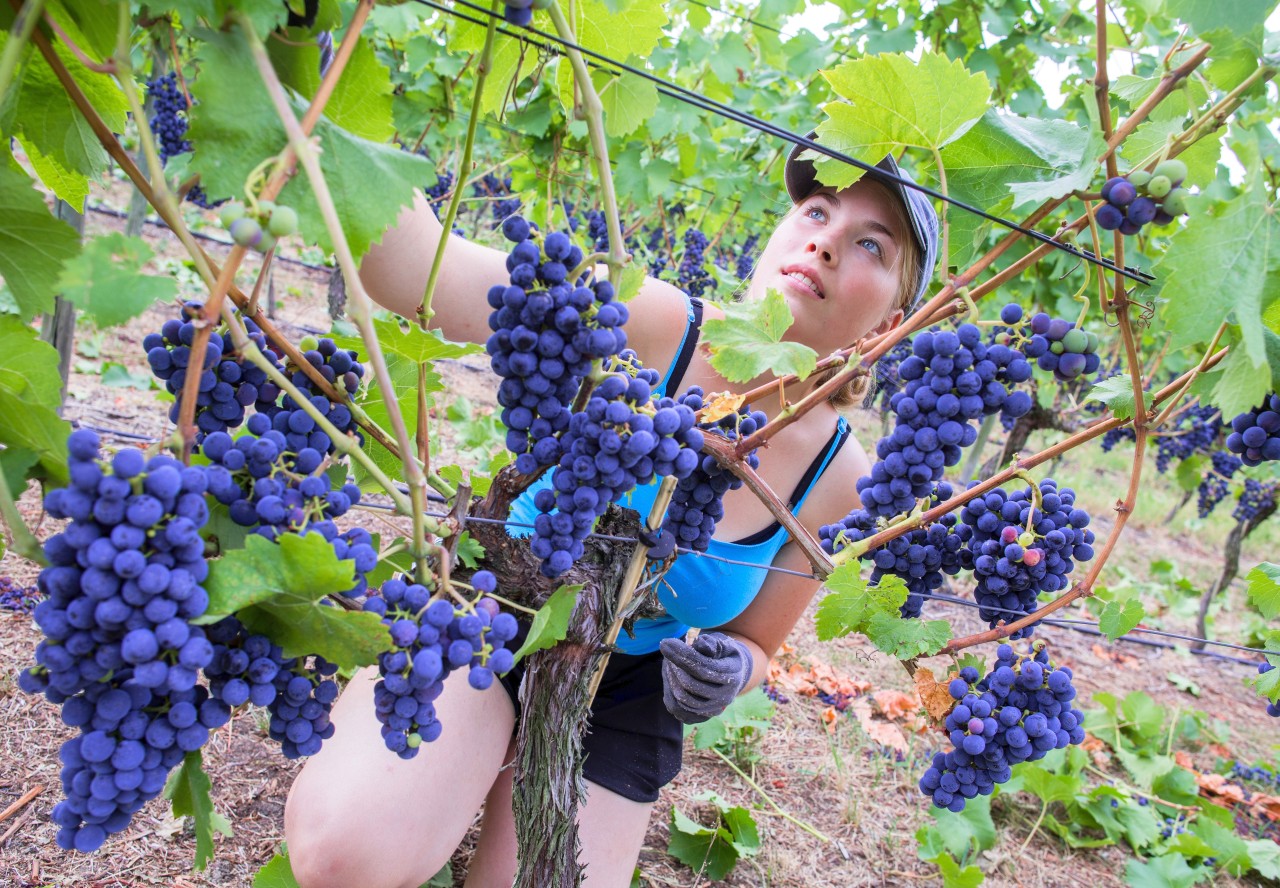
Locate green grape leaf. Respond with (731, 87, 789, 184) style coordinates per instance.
(1166, 0, 1275, 37)
(1188, 817, 1253, 874)
(453, 531, 486, 570)
(1209, 342, 1273, 420)
(1014, 762, 1081, 805)
(814, 562, 907, 641)
(252, 851, 301, 888)
(926, 853, 985, 888)
(701, 288, 818, 383)
(202, 532, 389, 671)
(690, 687, 775, 752)
(511, 584, 580, 665)
(56, 233, 176, 327)
(942, 110, 1103, 211)
(1, 38, 129, 182)
(451, 19, 534, 117)
(364, 317, 482, 365)
(1085, 374, 1154, 420)
(928, 794, 997, 857)
(614, 261, 647, 304)
(1125, 853, 1210, 888)
(1174, 453, 1208, 492)
(1098, 598, 1145, 640)
(164, 750, 232, 871)
(186, 30, 432, 260)
(863, 613, 951, 658)
(811, 51, 990, 190)
(268, 34, 394, 142)
(1245, 839, 1280, 880)
(100, 362, 155, 390)
(0, 154, 82, 321)
(1246, 563, 1280, 619)
(44, 1, 117, 62)
(667, 799, 756, 881)
(0, 315, 71, 483)
(600, 70, 659, 139)
(1159, 170, 1280, 371)
(21, 138, 89, 209)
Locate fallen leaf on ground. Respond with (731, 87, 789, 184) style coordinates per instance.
(850, 699, 909, 754)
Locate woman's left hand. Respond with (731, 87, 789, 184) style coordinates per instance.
(658, 632, 754, 724)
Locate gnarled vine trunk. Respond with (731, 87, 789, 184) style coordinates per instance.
(1194, 498, 1277, 649)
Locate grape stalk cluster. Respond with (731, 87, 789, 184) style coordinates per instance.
(1097, 159, 1191, 236)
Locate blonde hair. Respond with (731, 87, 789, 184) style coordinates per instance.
(799, 180, 923, 411)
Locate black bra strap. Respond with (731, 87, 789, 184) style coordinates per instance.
(727, 422, 852, 547)
(664, 297, 703, 396)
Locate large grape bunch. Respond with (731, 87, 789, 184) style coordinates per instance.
(1019, 310, 1102, 383)
(144, 302, 284, 442)
(856, 314, 1034, 521)
(1233, 478, 1278, 524)
(662, 389, 764, 553)
(487, 215, 630, 474)
(1096, 159, 1191, 236)
(953, 478, 1095, 638)
(1197, 451, 1243, 518)
(531, 357, 703, 577)
(254, 334, 367, 459)
(202, 616, 339, 759)
(1154, 404, 1219, 474)
(918, 641, 1085, 811)
(145, 72, 216, 208)
(361, 571, 520, 757)
(17, 430, 228, 851)
(1225, 394, 1280, 466)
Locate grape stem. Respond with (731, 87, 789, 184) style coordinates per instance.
(237, 11, 440, 585)
(417, 0, 499, 331)
(708, 747, 832, 843)
(586, 475, 678, 703)
(244, 247, 276, 318)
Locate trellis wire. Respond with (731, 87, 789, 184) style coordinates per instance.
(413, 0, 1156, 286)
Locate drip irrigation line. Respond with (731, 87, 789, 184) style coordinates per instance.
(413, 0, 1155, 287)
(82, 203, 335, 273)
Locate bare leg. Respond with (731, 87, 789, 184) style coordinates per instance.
(466, 767, 655, 888)
(285, 665, 516, 888)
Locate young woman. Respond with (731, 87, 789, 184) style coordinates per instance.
(283, 143, 940, 888)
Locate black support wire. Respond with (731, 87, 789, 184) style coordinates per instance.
(411, 0, 1156, 286)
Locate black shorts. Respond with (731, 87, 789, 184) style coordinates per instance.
(497, 624, 683, 804)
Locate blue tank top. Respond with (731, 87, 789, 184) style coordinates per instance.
(507, 295, 850, 654)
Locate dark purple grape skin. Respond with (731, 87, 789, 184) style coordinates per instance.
(1108, 179, 1137, 207)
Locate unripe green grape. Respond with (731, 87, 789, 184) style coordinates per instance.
(1062, 329, 1089, 353)
(257, 231, 278, 253)
(1146, 175, 1172, 198)
(1127, 170, 1151, 189)
(1050, 340, 1065, 355)
(407, 733, 422, 748)
(300, 335, 320, 352)
(257, 199, 276, 217)
(532, 0, 553, 8)
(1018, 531, 1035, 548)
(1152, 158, 1187, 186)
(1084, 331, 1100, 354)
(229, 216, 263, 248)
(1162, 189, 1189, 216)
(219, 202, 247, 229)
(267, 205, 299, 237)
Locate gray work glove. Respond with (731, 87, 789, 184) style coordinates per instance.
(659, 632, 754, 724)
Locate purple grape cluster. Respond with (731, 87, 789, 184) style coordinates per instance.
(919, 642, 1085, 811)
(1020, 312, 1101, 383)
(585, 209, 610, 252)
(1154, 404, 1219, 474)
(145, 72, 216, 207)
(676, 228, 715, 299)
(1096, 160, 1190, 236)
(857, 318, 1034, 521)
(1198, 451, 1242, 518)
(871, 338, 913, 415)
(474, 172, 521, 222)
(256, 334, 365, 458)
(733, 233, 760, 280)
(1233, 478, 1278, 524)
(1225, 395, 1280, 466)
(531, 359, 703, 577)
(18, 429, 225, 851)
(662, 389, 762, 553)
(954, 478, 1094, 638)
(0, 575, 41, 613)
(144, 302, 285, 442)
(488, 216, 629, 473)
(361, 571, 519, 757)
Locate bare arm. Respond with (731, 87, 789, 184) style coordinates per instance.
(360, 191, 693, 371)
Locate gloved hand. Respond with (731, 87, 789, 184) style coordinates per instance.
(659, 632, 754, 724)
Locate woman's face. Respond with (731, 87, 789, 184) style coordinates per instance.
(749, 178, 908, 357)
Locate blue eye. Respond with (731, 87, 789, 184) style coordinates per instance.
(805, 204, 826, 221)
(861, 237, 883, 258)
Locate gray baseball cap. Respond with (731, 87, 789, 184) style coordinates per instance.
(784, 133, 940, 309)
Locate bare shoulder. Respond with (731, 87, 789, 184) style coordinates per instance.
(609, 271, 697, 373)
